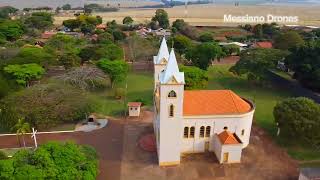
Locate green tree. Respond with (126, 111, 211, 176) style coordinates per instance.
(24, 12, 53, 30)
(199, 32, 213, 42)
(61, 4, 72, 10)
(0, 159, 14, 179)
(0, 141, 98, 179)
(97, 59, 128, 88)
(222, 44, 240, 56)
(97, 32, 113, 44)
(0, 6, 18, 19)
(274, 31, 305, 50)
(186, 42, 224, 70)
(172, 19, 187, 31)
(168, 35, 192, 55)
(4, 63, 45, 87)
(10, 47, 54, 65)
(180, 65, 208, 89)
(58, 51, 81, 69)
(123, 16, 133, 25)
(274, 97, 320, 145)
(285, 42, 320, 91)
(230, 48, 289, 83)
(262, 23, 279, 38)
(62, 19, 81, 31)
(151, 9, 169, 29)
(0, 20, 24, 41)
(0, 82, 92, 129)
(11, 118, 31, 148)
(253, 24, 263, 39)
(94, 43, 124, 60)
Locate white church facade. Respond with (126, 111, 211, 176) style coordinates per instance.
(153, 38, 255, 166)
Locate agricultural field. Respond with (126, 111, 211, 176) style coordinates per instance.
(54, 4, 320, 26)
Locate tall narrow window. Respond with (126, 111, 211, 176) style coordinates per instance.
(183, 127, 189, 138)
(205, 126, 211, 137)
(199, 126, 205, 138)
(241, 129, 245, 136)
(169, 104, 174, 117)
(190, 126, 195, 138)
(168, 90, 177, 98)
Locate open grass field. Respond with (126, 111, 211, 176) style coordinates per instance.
(88, 71, 153, 117)
(54, 4, 320, 26)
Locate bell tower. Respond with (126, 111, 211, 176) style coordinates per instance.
(157, 48, 185, 166)
(153, 37, 169, 89)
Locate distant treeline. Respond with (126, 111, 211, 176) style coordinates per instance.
(84, 4, 119, 12)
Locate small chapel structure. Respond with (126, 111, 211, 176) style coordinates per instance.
(153, 38, 255, 166)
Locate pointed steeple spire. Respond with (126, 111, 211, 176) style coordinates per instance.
(161, 48, 184, 84)
(156, 37, 169, 64)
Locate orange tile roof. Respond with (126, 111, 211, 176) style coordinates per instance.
(255, 42, 273, 48)
(128, 102, 142, 107)
(183, 90, 251, 116)
(218, 131, 241, 145)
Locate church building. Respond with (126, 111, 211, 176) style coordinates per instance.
(153, 38, 255, 166)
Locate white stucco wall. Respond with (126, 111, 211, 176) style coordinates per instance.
(128, 106, 140, 116)
(298, 174, 310, 180)
(212, 135, 242, 163)
(158, 83, 184, 164)
(181, 108, 254, 152)
(154, 62, 166, 89)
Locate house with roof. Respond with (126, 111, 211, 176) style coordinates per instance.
(153, 38, 255, 166)
(253, 41, 273, 49)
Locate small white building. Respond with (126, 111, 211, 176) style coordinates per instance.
(153, 38, 255, 166)
(128, 102, 142, 117)
(212, 131, 243, 163)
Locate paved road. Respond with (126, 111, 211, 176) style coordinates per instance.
(0, 120, 125, 180)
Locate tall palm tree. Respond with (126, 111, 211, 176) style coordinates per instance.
(11, 118, 31, 148)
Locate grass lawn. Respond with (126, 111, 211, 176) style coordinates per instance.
(88, 71, 153, 117)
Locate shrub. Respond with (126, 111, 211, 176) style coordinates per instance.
(0, 151, 7, 160)
(274, 97, 320, 145)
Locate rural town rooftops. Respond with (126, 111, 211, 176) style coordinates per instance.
(218, 131, 241, 145)
(183, 90, 253, 116)
(41, 31, 57, 39)
(254, 41, 273, 48)
(128, 102, 142, 107)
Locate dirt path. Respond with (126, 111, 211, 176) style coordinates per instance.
(0, 120, 125, 180)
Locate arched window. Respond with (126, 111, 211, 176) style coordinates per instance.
(183, 127, 189, 138)
(169, 104, 174, 117)
(199, 126, 205, 138)
(168, 90, 177, 98)
(223, 126, 228, 130)
(205, 126, 211, 137)
(190, 126, 195, 138)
